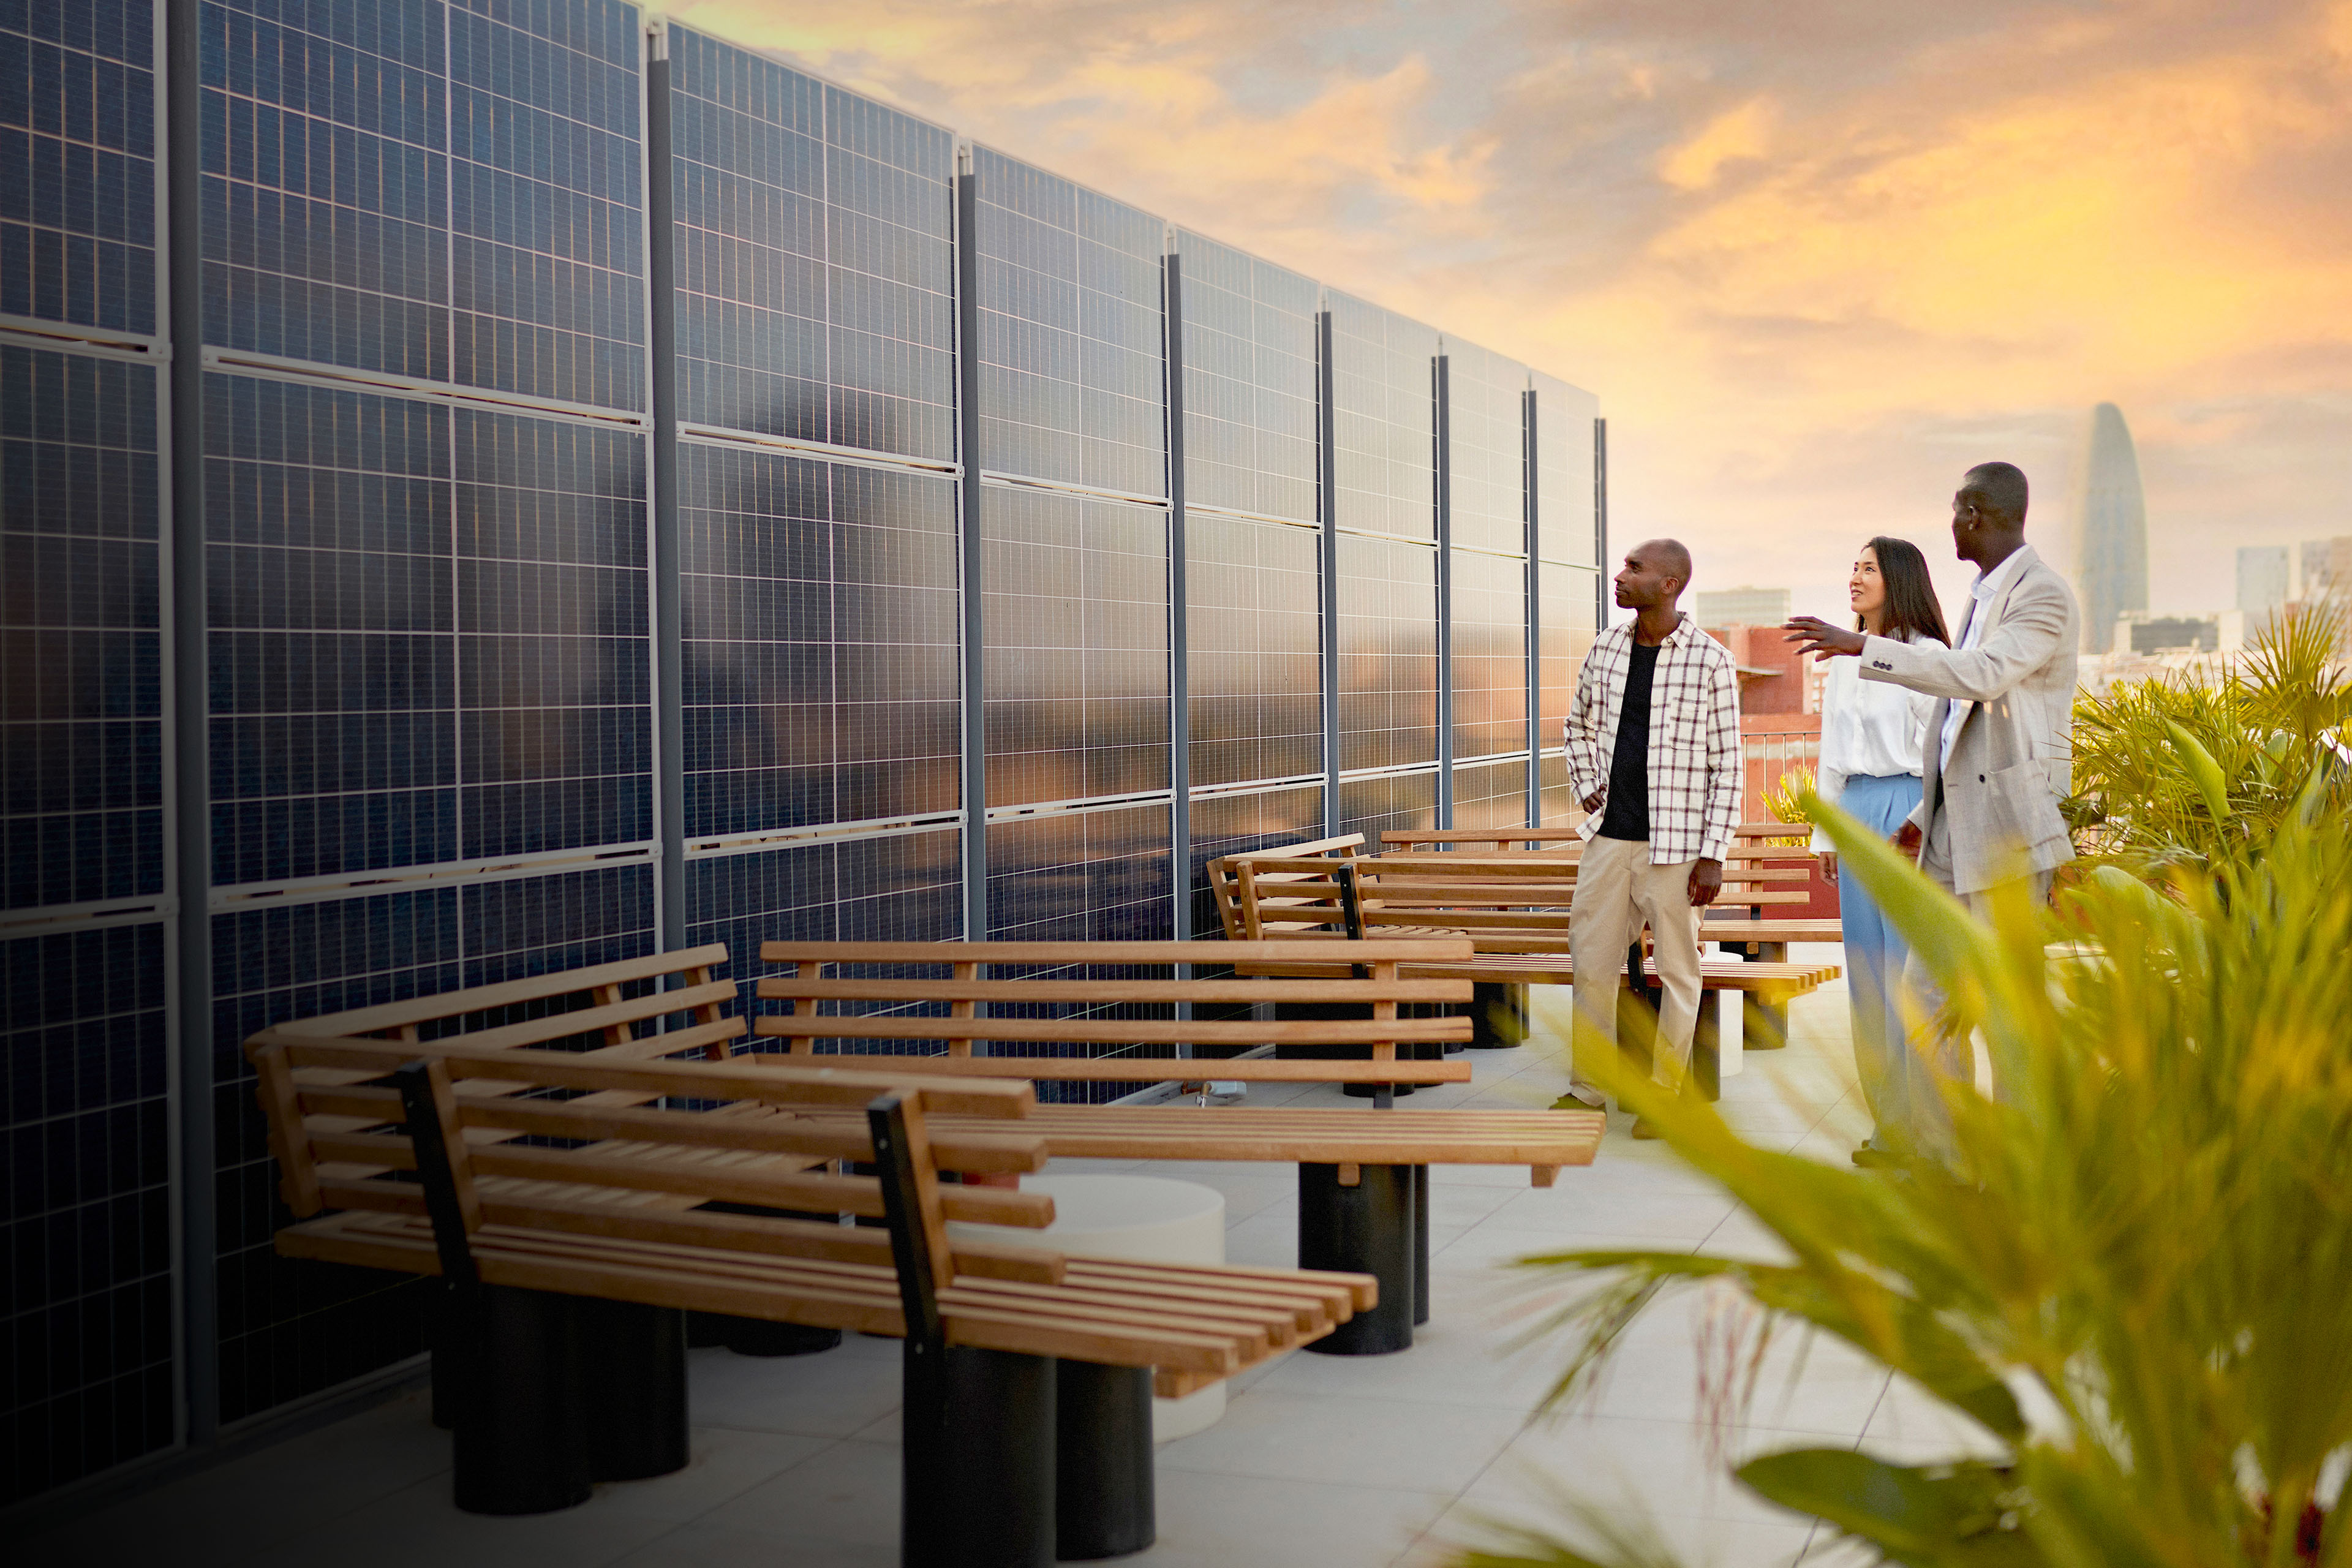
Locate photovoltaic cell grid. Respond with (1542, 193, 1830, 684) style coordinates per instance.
(1186, 514, 1320, 790)
(987, 802, 1175, 1107)
(1, 0, 157, 335)
(1336, 768, 1436, 848)
(2, 921, 172, 1506)
(684, 828, 960, 1022)
(1186, 782, 1321, 938)
(200, 0, 645, 411)
(206, 373, 650, 887)
(1173, 228, 1316, 523)
(1442, 338, 1526, 557)
(1449, 546, 1529, 763)
(2, 345, 163, 911)
(973, 147, 1165, 497)
(1538, 557, 1599, 752)
(680, 445, 958, 837)
(983, 484, 1170, 808)
(1335, 531, 1436, 773)
(1327, 288, 1435, 540)
(1537, 750, 1580, 827)
(664, 28, 954, 463)
(1452, 756, 1526, 832)
(1532, 369, 1599, 568)
(208, 864, 653, 1422)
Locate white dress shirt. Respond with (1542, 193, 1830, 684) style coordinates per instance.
(1810, 630, 1937, 852)
(1939, 546, 2034, 767)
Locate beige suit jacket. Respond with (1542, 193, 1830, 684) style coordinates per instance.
(1856, 545, 2078, 895)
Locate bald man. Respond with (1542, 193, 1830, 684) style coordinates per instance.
(1557, 538, 1743, 1136)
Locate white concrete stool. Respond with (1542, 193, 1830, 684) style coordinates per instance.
(946, 1173, 1229, 1441)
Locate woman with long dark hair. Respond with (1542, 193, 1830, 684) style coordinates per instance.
(1812, 536, 1950, 1166)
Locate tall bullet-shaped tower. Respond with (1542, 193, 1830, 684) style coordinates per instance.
(2073, 403, 2149, 652)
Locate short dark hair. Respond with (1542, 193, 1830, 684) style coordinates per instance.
(1855, 535, 1951, 646)
(1962, 462, 2029, 527)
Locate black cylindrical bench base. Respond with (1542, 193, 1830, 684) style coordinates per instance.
(1412, 1163, 1431, 1325)
(902, 1344, 1057, 1568)
(578, 1298, 690, 1481)
(1468, 982, 1528, 1047)
(690, 1311, 843, 1357)
(1297, 1162, 1415, 1355)
(451, 1285, 593, 1515)
(1056, 1361, 1155, 1559)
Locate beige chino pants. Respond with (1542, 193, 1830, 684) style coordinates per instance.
(1566, 835, 1706, 1106)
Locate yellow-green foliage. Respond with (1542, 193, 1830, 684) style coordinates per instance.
(2068, 602, 2352, 872)
(1760, 766, 1818, 847)
(1458, 788, 2352, 1568)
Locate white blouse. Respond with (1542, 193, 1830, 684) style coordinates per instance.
(1810, 633, 1937, 852)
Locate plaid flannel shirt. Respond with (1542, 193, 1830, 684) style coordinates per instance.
(1563, 617, 1743, 864)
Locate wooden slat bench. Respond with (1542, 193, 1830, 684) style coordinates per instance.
(748, 940, 1604, 1354)
(247, 1036, 1371, 1562)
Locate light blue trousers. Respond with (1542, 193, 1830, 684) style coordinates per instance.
(1836, 772, 1922, 1153)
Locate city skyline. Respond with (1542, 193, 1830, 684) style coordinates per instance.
(669, 0, 2352, 626)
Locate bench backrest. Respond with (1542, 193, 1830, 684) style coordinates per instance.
(748, 939, 1474, 1085)
(245, 1035, 1063, 1289)
(1203, 835, 1365, 940)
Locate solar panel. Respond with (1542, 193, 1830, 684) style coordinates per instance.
(2, 345, 163, 909)
(1327, 290, 1436, 539)
(1186, 513, 1321, 790)
(1172, 230, 1316, 522)
(1335, 532, 1437, 772)
(1451, 757, 1527, 832)
(1, 0, 157, 334)
(679, 443, 959, 836)
(971, 148, 1165, 496)
(1531, 370, 1600, 567)
(982, 484, 1170, 807)
(0, 920, 172, 1504)
(1442, 337, 1528, 557)
(1185, 782, 1321, 935)
(1448, 545, 1530, 763)
(665, 27, 954, 460)
(1336, 768, 1437, 848)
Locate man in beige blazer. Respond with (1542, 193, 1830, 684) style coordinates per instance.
(1786, 461, 2077, 1152)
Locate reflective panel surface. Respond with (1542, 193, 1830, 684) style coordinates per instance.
(2, 0, 157, 334)
(680, 444, 959, 835)
(1443, 337, 1527, 557)
(973, 148, 1165, 496)
(2, 346, 162, 909)
(1187, 514, 1320, 789)
(1531, 369, 1600, 568)
(1335, 532, 1436, 772)
(666, 27, 954, 460)
(1174, 229, 1316, 522)
(1449, 546, 1529, 762)
(1328, 290, 1435, 539)
(983, 484, 1170, 806)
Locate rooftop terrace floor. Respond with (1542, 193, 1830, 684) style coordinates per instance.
(35, 949, 1997, 1567)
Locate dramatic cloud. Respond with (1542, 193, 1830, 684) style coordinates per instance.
(675, 0, 2352, 618)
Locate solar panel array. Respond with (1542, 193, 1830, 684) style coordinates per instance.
(4, 0, 1604, 1499)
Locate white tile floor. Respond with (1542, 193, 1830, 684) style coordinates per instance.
(32, 948, 2011, 1567)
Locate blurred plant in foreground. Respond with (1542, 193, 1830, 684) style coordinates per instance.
(2067, 600, 2351, 875)
(1452, 782, 2352, 1568)
(1759, 766, 1819, 848)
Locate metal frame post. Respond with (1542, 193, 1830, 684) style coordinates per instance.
(1433, 354, 1452, 827)
(956, 166, 989, 943)
(1165, 251, 1191, 942)
(645, 40, 685, 951)
(1316, 310, 1340, 835)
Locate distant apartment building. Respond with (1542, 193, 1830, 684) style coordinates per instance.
(2237, 546, 2291, 616)
(2304, 537, 2352, 601)
(1695, 586, 1791, 627)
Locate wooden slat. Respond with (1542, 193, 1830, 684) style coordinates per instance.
(737, 1051, 1474, 1085)
(751, 978, 1477, 1005)
(265, 945, 734, 1038)
(754, 938, 1473, 966)
(747, 1016, 1471, 1046)
(277, 1038, 1042, 1118)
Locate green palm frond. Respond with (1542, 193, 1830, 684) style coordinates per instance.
(1456, 786, 2352, 1568)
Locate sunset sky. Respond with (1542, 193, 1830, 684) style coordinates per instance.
(674, 0, 2352, 625)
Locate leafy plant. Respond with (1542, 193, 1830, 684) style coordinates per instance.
(2067, 601, 2352, 873)
(1760, 766, 1819, 848)
(1453, 783, 2352, 1568)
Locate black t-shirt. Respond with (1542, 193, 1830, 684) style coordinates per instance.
(1598, 641, 1659, 841)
